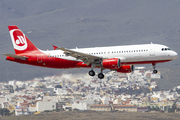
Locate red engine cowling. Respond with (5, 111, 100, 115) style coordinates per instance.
(102, 58, 121, 69)
(116, 65, 134, 73)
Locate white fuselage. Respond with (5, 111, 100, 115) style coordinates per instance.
(42, 44, 178, 65)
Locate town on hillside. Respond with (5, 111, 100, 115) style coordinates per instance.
(0, 67, 180, 116)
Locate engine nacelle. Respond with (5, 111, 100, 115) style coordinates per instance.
(116, 65, 135, 73)
(102, 58, 121, 69)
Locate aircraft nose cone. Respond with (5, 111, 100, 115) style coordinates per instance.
(171, 51, 178, 59)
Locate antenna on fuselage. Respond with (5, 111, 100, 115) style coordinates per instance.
(151, 42, 153, 44)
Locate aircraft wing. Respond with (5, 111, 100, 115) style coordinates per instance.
(53, 45, 102, 65)
(3, 53, 28, 60)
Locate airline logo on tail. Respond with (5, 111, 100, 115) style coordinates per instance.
(10, 29, 27, 50)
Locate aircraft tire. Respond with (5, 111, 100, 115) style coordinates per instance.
(98, 73, 104, 79)
(89, 70, 95, 76)
(153, 70, 158, 74)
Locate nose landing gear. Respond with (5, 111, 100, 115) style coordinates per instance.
(152, 63, 158, 74)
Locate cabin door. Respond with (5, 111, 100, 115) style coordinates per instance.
(37, 54, 43, 63)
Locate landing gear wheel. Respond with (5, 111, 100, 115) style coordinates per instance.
(89, 70, 95, 76)
(153, 70, 158, 74)
(98, 73, 104, 79)
(152, 63, 158, 74)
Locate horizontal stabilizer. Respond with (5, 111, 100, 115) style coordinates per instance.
(3, 53, 28, 60)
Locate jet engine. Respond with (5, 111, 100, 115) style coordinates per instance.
(102, 58, 121, 69)
(116, 65, 134, 73)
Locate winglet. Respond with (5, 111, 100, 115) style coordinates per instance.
(52, 45, 58, 50)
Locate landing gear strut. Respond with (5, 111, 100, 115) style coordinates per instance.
(89, 64, 96, 76)
(152, 63, 158, 74)
(98, 68, 105, 79)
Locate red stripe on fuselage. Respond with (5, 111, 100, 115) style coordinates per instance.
(6, 52, 79, 69)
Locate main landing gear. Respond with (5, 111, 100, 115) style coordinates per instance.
(98, 73, 104, 79)
(152, 63, 158, 74)
(89, 70, 95, 76)
(88, 67, 105, 79)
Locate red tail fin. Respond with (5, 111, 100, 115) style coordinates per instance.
(8, 25, 39, 54)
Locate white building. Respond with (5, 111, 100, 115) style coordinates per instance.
(151, 73, 161, 79)
(8, 80, 16, 86)
(72, 100, 94, 110)
(28, 105, 37, 112)
(15, 108, 29, 116)
(37, 101, 56, 112)
(54, 88, 67, 95)
(101, 97, 111, 105)
(0, 97, 6, 105)
(113, 98, 122, 104)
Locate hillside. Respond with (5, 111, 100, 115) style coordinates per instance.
(0, 0, 180, 89)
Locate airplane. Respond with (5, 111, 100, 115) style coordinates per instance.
(3, 25, 178, 79)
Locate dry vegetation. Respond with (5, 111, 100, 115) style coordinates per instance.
(0, 111, 180, 120)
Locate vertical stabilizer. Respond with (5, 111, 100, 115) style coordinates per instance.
(8, 25, 39, 54)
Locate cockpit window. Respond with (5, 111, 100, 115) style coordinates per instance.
(162, 48, 171, 51)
